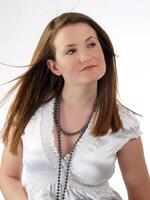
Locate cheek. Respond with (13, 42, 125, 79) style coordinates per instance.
(64, 59, 78, 72)
(95, 50, 106, 65)
(96, 50, 106, 74)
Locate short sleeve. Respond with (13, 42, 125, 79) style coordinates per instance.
(22, 106, 43, 138)
(118, 104, 142, 135)
(108, 104, 143, 155)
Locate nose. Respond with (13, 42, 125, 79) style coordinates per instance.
(79, 50, 92, 64)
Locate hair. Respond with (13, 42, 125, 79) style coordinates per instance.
(0, 12, 140, 155)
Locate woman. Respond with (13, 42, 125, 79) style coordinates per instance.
(0, 12, 150, 200)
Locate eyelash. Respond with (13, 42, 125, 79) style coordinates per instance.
(66, 42, 96, 55)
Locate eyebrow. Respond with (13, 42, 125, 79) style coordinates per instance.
(64, 36, 97, 48)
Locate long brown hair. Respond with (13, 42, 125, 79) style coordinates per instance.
(0, 12, 139, 155)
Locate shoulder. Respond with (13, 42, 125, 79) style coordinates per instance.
(23, 98, 55, 134)
(103, 104, 143, 155)
(117, 103, 141, 133)
(31, 97, 55, 119)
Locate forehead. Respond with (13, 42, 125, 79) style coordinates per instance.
(53, 23, 98, 48)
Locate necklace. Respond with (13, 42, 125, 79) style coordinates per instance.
(55, 93, 96, 136)
(54, 93, 96, 200)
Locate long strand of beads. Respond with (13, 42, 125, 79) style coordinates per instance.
(54, 93, 96, 200)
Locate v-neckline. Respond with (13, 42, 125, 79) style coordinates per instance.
(41, 97, 95, 164)
(51, 99, 84, 161)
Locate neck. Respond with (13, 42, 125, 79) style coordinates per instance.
(61, 82, 97, 110)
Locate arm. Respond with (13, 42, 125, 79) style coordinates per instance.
(117, 137, 150, 200)
(0, 137, 28, 200)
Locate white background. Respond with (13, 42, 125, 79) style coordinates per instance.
(0, 0, 150, 199)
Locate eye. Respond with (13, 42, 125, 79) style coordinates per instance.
(66, 49, 76, 55)
(88, 42, 96, 48)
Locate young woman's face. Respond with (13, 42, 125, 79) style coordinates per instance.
(48, 23, 106, 86)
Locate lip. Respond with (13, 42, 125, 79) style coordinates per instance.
(81, 65, 97, 71)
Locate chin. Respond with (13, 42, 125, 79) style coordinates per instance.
(78, 79, 99, 86)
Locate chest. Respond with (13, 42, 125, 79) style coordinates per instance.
(53, 123, 81, 158)
(52, 128, 116, 186)
(53, 107, 92, 158)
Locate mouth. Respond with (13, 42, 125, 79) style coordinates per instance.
(81, 65, 97, 71)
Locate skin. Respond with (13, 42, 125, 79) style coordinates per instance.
(0, 131, 28, 200)
(47, 22, 106, 110)
(0, 22, 150, 200)
(117, 138, 150, 199)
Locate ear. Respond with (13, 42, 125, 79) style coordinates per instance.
(47, 59, 62, 76)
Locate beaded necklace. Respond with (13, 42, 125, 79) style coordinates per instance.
(54, 93, 96, 199)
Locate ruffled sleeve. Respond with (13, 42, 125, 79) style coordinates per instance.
(107, 104, 143, 155)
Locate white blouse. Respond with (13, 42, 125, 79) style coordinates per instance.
(22, 97, 142, 200)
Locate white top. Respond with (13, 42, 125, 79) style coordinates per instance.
(22, 97, 142, 200)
